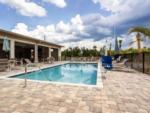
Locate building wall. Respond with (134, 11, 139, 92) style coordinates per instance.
(0, 31, 62, 61)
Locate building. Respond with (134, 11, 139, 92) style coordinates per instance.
(0, 29, 62, 63)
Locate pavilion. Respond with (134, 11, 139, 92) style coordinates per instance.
(0, 29, 62, 63)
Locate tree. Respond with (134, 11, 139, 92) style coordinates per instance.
(108, 43, 112, 56)
(118, 39, 123, 50)
(92, 45, 98, 56)
(93, 45, 97, 50)
(129, 27, 150, 37)
(128, 27, 150, 52)
(62, 47, 100, 58)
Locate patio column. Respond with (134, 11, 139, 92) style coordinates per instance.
(10, 39, 15, 59)
(49, 47, 51, 58)
(34, 44, 38, 63)
(58, 48, 61, 61)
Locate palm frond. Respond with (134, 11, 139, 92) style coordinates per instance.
(129, 41, 136, 46)
(128, 27, 150, 37)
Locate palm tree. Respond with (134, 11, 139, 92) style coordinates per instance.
(93, 45, 97, 50)
(108, 43, 112, 56)
(129, 27, 150, 37)
(118, 39, 123, 50)
(128, 27, 150, 52)
(129, 32, 142, 52)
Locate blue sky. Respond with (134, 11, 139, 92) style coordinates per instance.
(0, 0, 102, 29)
(0, 0, 150, 49)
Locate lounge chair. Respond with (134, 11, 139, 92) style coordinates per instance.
(8, 59, 23, 71)
(0, 59, 9, 71)
(83, 57, 86, 62)
(101, 56, 113, 70)
(114, 59, 128, 67)
(9, 58, 23, 65)
(16, 59, 23, 66)
(116, 56, 122, 63)
(46, 57, 55, 64)
(24, 59, 37, 67)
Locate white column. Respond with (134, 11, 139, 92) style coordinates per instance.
(34, 44, 38, 63)
(49, 48, 51, 58)
(58, 48, 61, 61)
(10, 40, 15, 59)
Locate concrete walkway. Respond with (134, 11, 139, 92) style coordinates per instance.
(0, 65, 150, 113)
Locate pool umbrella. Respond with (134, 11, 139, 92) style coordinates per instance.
(2, 36, 10, 52)
(114, 38, 119, 52)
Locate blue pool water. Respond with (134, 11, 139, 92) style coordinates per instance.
(11, 63, 97, 85)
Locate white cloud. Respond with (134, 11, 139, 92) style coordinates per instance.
(43, 0, 66, 8)
(92, 0, 125, 13)
(11, 14, 114, 49)
(0, 0, 46, 17)
(97, 27, 111, 35)
(84, 0, 150, 50)
(92, 0, 150, 26)
(12, 22, 150, 50)
(12, 23, 30, 35)
(56, 21, 71, 34)
(0, 0, 68, 16)
(12, 15, 84, 43)
(62, 39, 105, 50)
(71, 14, 84, 33)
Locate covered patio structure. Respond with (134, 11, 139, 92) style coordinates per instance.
(0, 29, 62, 63)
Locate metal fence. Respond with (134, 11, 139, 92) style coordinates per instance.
(122, 52, 150, 75)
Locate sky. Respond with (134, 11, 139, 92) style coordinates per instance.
(0, 0, 150, 50)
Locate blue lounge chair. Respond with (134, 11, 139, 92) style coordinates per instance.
(101, 56, 113, 70)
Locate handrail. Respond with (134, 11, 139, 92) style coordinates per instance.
(23, 63, 41, 88)
(23, 64, 28, 88)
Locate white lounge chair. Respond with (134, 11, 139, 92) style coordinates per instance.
(113, 59, 129, 68)
(46, 57, 55, 64)
(24, 59, 38, 67)
(116, 56, 122, 63)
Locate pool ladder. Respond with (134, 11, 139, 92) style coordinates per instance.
(23, 64, 41, 88)
(23, 64, 28, 88)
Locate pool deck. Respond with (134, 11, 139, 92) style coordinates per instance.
(0, 62, 150, 113)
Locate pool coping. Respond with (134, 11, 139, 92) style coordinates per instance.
(0, 61, 103, 88)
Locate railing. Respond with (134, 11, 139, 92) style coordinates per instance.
(121, 52, 150, 75)
(23, 63, 41, 88)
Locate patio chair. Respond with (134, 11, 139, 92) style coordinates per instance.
(116, 56, 122, 63)
(101, 56, 113, 70)
(46, 57, 55, 64)
(83, 57, 86, 62)
(86, 57, 90, 62)
(24, 59, 37, 67)
(91, 57, 95, 61)
(114, 59, 128, 67)
(16, 58, 23, 66)
(0, 59, 9, 71)
(8, 59, 23, 71)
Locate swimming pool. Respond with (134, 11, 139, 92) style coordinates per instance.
(10, 63, 97, 85)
